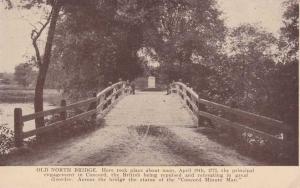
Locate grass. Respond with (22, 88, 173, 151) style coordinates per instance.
(195, 125, 296, 165)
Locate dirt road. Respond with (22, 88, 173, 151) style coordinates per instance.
(4, 92, 258, 166)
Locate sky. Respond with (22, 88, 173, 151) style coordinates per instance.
(218, 0, 285, 34)
(0, 0, 286, 73)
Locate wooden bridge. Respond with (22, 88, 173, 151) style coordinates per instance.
(9, 81, 291, 165)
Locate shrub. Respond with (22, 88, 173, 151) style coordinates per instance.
(0, 124, 14, 155)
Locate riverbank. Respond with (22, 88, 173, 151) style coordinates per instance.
(0, 85, 63, 131)
(0, 85, 62, 104)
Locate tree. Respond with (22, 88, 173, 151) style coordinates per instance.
(279, 0, 299, 61)
(50, 0, 226, 99)
(154, 0, 226, 88)
(14, 63, 35, 87)
(3, 0, 65, 132)
(4, 0, 150, 129)
(269, 0, 299, 127)
(29, 0, 62, 133)
(51, 0, 146, 99)
(217, 24, 278, 112)
(273, 0, 298, 164)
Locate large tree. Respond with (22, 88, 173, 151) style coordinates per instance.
(153, 0, 226, 87)
(272, 0, 298, 126)
(217, 24, 278, 112)
(274, 0, 298, 162)
(47, 0, 227, 102)
(32, 0, 62, 132)
(51, 0, 146, 99)
(3, 0, 63, 132)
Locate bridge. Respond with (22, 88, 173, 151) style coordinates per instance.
(6, 81, 291, 165)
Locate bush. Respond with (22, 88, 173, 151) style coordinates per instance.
(0, 124, 14, 155)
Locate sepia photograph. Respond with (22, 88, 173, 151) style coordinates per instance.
(0, 0, 298, 168)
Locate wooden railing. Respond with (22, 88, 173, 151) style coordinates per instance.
(170, 81, 291, 144)
(14, 81, 131, 147)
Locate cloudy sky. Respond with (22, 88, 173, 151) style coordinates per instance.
(0, 0, 286, 72)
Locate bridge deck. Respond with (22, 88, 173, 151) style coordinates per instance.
(4, 91, 259, 165)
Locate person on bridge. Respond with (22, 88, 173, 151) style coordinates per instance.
(130, 81, 135, 95)
(166, 84, 171, 95)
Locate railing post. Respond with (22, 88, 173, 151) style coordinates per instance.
(97, 94, 104, 112)
(14, 108, 23, 147)
(170, 80, 175, 93)
(118, 78, 124, 96)
(91, 92, 97, 126)
(125, 80, 130, 94)
(185, 82, 190, 104)
(60, 99, 67, 121)
(229, 101, 238, 122)
(178, 79, 183, 96)
(166, 82, 171, 95)
(182, 86, 187, 101)
(111, 86, 116, 104)
(58, 99, 67, 137)
(197, 97, 212, 128)
(186, 82, 190, 88)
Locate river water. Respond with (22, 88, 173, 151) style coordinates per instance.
(0, 103, 56, 132)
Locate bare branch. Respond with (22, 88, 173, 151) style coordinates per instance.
(4, 0, 13, 9)
(31, 8, 54, 68)
(32, 40, 42, 67)
(32, 8, 53, 42)
(38, 21, 45, 26)
(29, 23, 38, 30)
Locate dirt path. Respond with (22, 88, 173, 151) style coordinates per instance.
(4, 92, 258, 166)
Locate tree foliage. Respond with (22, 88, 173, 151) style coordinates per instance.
(51, 0, 145, 99)
(213, 25, 278, 111)
(156, 0, 226, 84)
(273, 0, 299, 126)
(14, 62, 36, 87)
(279, 0, 299, 61)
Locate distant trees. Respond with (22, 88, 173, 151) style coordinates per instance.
(0, 73, 13, 85)
(14, 63, 36, 87)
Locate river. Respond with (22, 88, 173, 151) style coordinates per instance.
(0, 103, 56, 132)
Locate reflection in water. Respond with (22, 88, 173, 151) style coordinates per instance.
(0, 103, 56, 132)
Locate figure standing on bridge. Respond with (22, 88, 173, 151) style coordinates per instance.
(166, 84, 171, 95)
(130, 81, 135, 95)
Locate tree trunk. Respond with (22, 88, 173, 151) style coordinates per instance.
(34, 1, 61, 140)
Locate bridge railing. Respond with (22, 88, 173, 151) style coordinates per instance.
(170, 81, 291, 145)
(14, 81, 131, 147)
